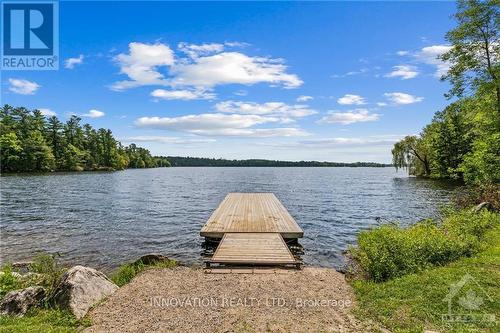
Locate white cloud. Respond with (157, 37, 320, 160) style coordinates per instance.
(134, 113, 308, 137)
(151, 89, 215, 100)
(136, 113, 275, 132)
(214, 101, 316, 119)
(297, 135, 404, 147)
(121, 136, 216, 144)
(178, 42, 225, 58)
(385, 65, 419, 80)
(65, 55, 84, 69)
(8, 78, 40, 95)
(82, 109, 105, 118)
(296, 95, 313, 102)
(396, 50, 409, 56)
(224, 41, 251, 48)
(170, 52, 302, 89)
(384, 92, 424, 105)
(377, 102, 388, 107)
(337, 94, 366, 105)
(414, 45, 452, 77)
(111, 42, 175, 90)
(318, 108, 380, 125)
(38, 108, 56, 116)
(111, 42, 302, 92)
(178, 42, 249, 58)
(237, 128, 309, 137)
(331, 68, 369, 78)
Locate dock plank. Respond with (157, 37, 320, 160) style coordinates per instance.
(210, 233, 297, 266)
(200, 193, 303, 238)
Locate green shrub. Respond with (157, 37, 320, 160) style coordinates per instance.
(110, 259, 177, 287)
(29, 254, 66, 299)
(0, 265, 25, 299)
(349, 210, 499, 282)
(0, 253, 66, 301)
(351, 223, 500, 333)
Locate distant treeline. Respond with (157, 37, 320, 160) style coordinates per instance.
(0, 105, 171, 173)
(166, 156, 391, 167)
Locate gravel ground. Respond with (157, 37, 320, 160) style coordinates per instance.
(86, 266, 385, 333)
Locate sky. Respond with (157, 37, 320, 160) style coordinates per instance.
(0, 1, 459, 163)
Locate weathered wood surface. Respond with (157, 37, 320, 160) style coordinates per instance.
(209, 233, 297, 266)
(200, 193, 303, 238)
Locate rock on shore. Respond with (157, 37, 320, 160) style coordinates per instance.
(51, 265, 118, 319)
(0, 286, 45, 316)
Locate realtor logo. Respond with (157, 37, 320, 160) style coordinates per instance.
(1, 1, 59, 70)
(441, 273, 495, 325)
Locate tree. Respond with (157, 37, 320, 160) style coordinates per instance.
(427, 102, 474, 179)
(19, 131, 55, 172)
(440, 0, 500, 111)
(64, 115, 84, 148)
(461, 132, 500, 184)
(392, 136, 431, 176)
(1, 105, 170, 173)
(0, 132, 22, 172)
(45, 116, 64, 166)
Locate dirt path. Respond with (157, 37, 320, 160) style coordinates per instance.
(86, 266, 382, 333)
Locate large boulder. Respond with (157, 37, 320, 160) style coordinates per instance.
(0, 286, 45, 316)
(51, 266, 118, 319)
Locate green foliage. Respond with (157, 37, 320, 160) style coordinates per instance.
(29, 254, 66, 298)
(0, 308, 90, 333)
(461, 132, 500, 185)
(125, 143, 156, 168)
(0, 265, 24, 299)
(440, 0, 499, 111)
(0, 132, 22, 172)
(427, 102, 474, 179)
(110, 258, 178, 287)
(0, 105, 170, 173)
(351, 224, 500, 333)
(0, 254, 66, 301)
(392, 1, 499, 185)
(0, 256, 88, 332)
(391, 135, 431, 176)
(349, 210, 499, 282)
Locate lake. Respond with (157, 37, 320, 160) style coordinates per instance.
(0, 167, 459, 271)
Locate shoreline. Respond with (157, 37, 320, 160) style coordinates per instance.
(86, 265, 378, 333)
(0, 165, 394, 176)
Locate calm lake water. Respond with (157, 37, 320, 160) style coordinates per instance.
(0, 167, 459, 271)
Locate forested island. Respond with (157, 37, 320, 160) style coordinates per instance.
(0, 105, 390, 173)
(166, 156, 391, 167)
(0, 105, 170, 173)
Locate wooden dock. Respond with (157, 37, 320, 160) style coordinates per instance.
(200, 193, 303, 239)
(201, 193, 303, 269)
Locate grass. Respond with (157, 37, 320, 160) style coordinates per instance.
(351, 223, 500, 333)
(0, 308, 90, 333)
(110, 258, 178, 287)
(349, 210, 499, 282)
(0, 254, 64, 299)
(0, 254, 178, 332)
(0, 254, 87, 333)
